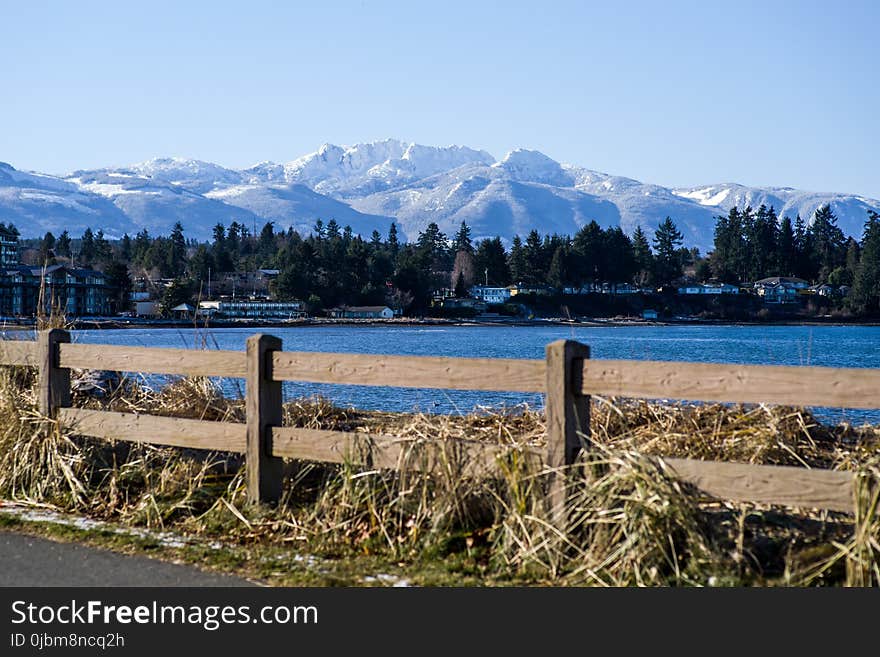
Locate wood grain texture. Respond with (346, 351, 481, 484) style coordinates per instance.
(269, 426, 542, 477)
(660, 457, 855, 513)
(38, 330, 71, 417)
(59, 343, 247, 378)
(545, 340, 590, 523)
(271, 351, 546, 391)
(246, 334, 284, 504)
(58, 408, 247, 453)
(545, 340, 591, 468)
(582, 359, 880, 409)
(0, 340, 38, 366)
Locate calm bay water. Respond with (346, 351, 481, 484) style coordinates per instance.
(57, 324, 880, 425)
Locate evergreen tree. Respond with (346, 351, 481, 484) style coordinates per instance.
(326, 219, 341, 240)
(631, 226, 653, 286)
(793, 214, 813, 280)
(508, 235, 528, 284)
(169, 222, 187, 277)
(523, 230, 547, 285)
(387, 222, 399, 257)
(257, 221, 276, 262)
(94, 229, 113, 266)
(652, 216, 684, 285)
(55, 230, 72, 259)
(132, 229, 151, 267)
(79, 228, 96, 266)
(474, 237, 509, 286)
(547, 244, 574, 291)
(602, 226, 635, 289)
(103, 260, 132, 314)
(849, 211, 880, 315)
(39, 232, 56, 264)
(313, 219, 326, 240)
(119, 233, 132, 263)
(453, 221, 473, 254)
(844, 237, 861, 285)
(572, 220, 604, 287)
(776, 216, 797, 276)
(809, 204, 846, 281)
(746, 205, 778, 280)
(188, 244, 214, 285)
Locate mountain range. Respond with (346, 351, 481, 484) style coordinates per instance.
(2, 139, 878, 254)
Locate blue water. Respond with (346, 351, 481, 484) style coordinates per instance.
(54, 324, 880, 425)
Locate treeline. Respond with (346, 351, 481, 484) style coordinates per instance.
(31, 216, 692, 313)
(708, 204, 858, 284)
(24, 203, 880, 316)
(707, 204, 880, 313)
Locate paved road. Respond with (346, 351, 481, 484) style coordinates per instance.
(0, 531, 255, 586)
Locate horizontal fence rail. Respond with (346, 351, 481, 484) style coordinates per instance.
(0, 331, 872, 514)
(0, 340, 38, 367)
(271, 351, 546, 392)
(58, 408, 247, 453)
(60, 343, 248, 378)
(581, 359, 880, 409)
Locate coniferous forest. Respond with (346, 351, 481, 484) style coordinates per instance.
(17, 203, 880, 317)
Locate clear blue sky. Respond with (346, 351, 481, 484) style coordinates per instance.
(1, 0, 877, 198)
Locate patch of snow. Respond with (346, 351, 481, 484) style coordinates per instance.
(363, 573, 412, 587)
(673, 187, 731, 206)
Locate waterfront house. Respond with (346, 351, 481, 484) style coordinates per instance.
(753, 277, 809, 304)
(678, 283, 740, 295)
(198, 299, 306, 320)
(642, 309, 659, 320)
(329, 305, 394, 319)
(508, 283, 554, 296)
(0, 264, 110, 317)
(468, 285, 512, 304)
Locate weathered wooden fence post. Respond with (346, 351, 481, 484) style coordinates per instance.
(37, 329, 71, 418)
(246, 334, 284, 504)
(545, 339, 591, 522)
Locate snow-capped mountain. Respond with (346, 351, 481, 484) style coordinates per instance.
(272, 139, 496, 197)
(672, 183, 879, 239)
(65, 166, 261, 238)
(2, 139, 879, 251)
(0, 162, 136, 238)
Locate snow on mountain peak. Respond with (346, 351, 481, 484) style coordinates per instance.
(5, 140, 880, 252)
(282, 140, 496, 195)
(493, 149, 570, 185)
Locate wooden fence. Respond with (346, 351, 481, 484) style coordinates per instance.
(1, 329, 873, 514)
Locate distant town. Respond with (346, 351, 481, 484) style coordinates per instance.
(3, 202, 880, 325)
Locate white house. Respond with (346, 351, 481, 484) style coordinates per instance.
(469, 286, 512, 304)
(754, 277, 809, 304)
(678, 283, 740, 295)
(198, 300, 306, 319)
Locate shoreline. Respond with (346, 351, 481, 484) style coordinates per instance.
(3, 315, 880, 331)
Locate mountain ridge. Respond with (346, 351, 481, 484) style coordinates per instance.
(2, 140, 878, 252)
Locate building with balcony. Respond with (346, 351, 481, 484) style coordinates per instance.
(0, 224, 18, 267)
(0, 264, 110, 317)
(198, 299, 307, 319)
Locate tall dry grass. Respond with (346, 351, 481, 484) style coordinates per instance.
(0, 350, 877, 585)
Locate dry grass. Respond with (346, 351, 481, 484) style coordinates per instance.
(0, 357, 877, 586)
